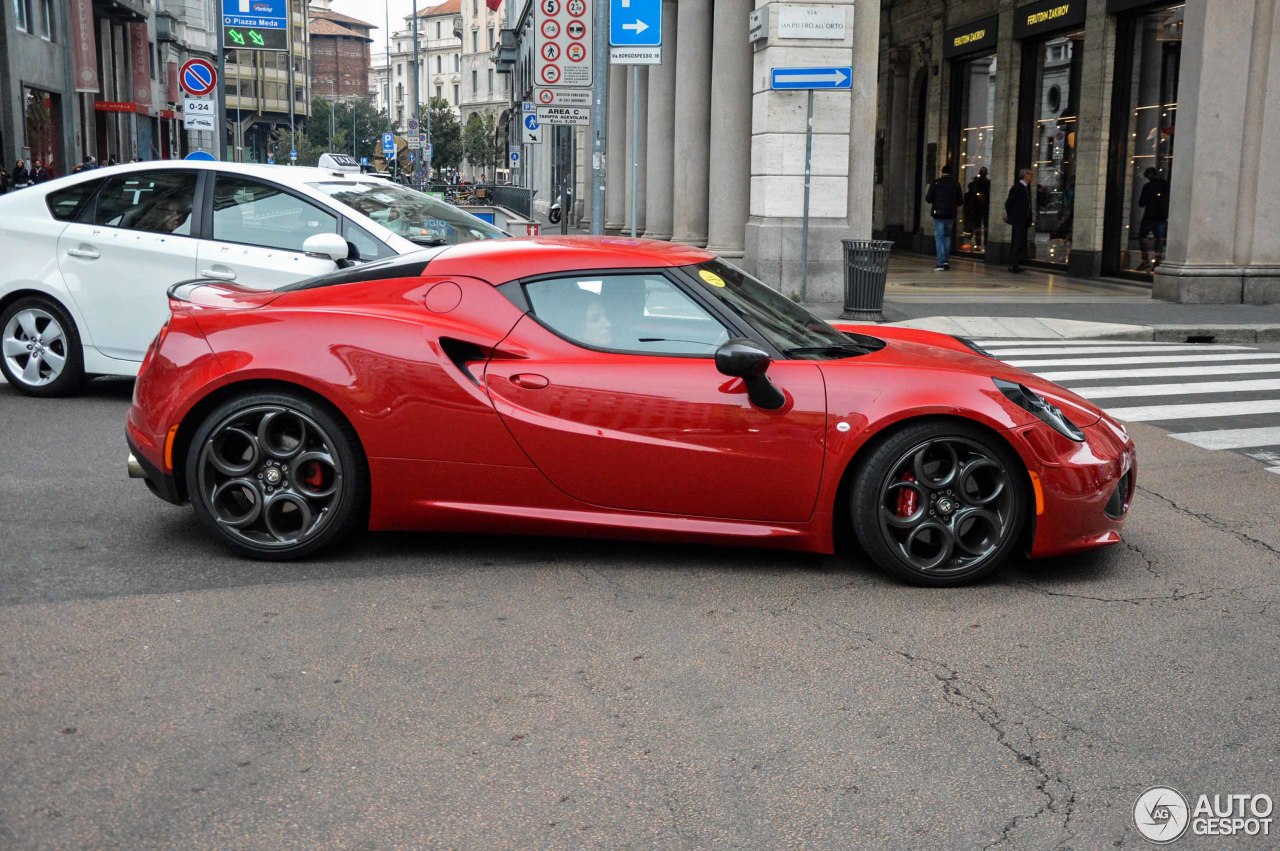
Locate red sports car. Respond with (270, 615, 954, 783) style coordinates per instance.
(126, 237, 1135, 586)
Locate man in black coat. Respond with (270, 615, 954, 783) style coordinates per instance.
(1004, 168, 1035, 272)
(925, 165, 964, 270)
(1137, 167, 1170, 271)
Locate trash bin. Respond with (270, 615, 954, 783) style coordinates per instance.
(840, 239, 893, 321)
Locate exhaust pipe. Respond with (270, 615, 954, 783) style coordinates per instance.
(127, 453, 145, 479)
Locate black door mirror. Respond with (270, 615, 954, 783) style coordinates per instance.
(715, 338, 785, 410)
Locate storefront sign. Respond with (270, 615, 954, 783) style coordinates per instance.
(1014, 0, 1087, 39)
(130, 23, 152, 106)
(94, 101, 144, 113)
(166, 62, 179, 104)
(70, 0, 98, 92)
(776, 5, 848, 40)
(944, 15, 998, 58)
(1106, 0, 1162, 12)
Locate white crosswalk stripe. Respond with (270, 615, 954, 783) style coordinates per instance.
(983, 339, 1280, 475)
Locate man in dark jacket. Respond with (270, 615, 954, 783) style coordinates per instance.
(1137, 167, 1169, 271)
(925, 165, 964, 270)
(1004, 168, 1035, 272)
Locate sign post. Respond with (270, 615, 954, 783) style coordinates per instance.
(610, 0, 661, 237)
(770, 66, 852, 300)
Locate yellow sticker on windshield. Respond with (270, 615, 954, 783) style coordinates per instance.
(699, 270, 726, 287)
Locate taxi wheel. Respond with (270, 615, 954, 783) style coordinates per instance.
(0, 296, 87, 397)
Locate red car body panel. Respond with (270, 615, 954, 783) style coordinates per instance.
(127, 237, 1135, 561)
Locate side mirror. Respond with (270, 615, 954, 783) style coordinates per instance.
(715, 338, 786, 410)
(303, 232, 352, 264)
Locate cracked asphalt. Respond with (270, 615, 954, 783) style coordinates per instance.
(2, 379, 1278, 849)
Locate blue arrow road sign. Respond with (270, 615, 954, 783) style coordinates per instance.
(770, 66, 853, 90)
(222, 0, 288, 31)
(381, 132, 395, 152)
(610, 0, 661, 47)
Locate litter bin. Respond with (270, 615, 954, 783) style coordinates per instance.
(840, 239, 893, 321)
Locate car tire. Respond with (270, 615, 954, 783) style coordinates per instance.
(186, 392, 368, 560)
(851, 419, 1027, 587)
(0, 296, 87, 397)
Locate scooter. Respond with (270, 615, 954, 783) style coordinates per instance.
(548, 187, 572, 225)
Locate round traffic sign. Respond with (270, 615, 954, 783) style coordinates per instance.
(184, 150, 216, 162)
(180, 58, 217, 97)
(524, 114, 540, 131)
(567, 20, 586, 39)
(510, 150, 521, 164)
(538, 89, 555, 104)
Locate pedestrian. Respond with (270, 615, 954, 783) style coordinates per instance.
(1136, 166, 1170, 272)
(964, 166, 991, 251)
(925, 164, 964, 271)
(12, 159, 30, 189)
(0, 164, 10, 194)
(32, 160, 51, 183)
(1004, 168, 1035, 273)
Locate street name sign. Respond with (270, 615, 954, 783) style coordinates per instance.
(222, 0, 289, 51)
(770, 66, 852, 90)
(776, 5, 848, 40)
(536, 105, 591, 126)
(610, 46, 660, 64)
(610, 0, 660, 46)
(535, 0, 592, 88)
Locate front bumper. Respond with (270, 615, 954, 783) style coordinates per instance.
(1008, 418, 1137, 559)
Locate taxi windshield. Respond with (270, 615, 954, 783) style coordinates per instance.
(309, 180, 506, 246)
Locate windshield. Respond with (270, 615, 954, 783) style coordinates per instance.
(686, 259, 880, 358)
(309, 181, 506, 246)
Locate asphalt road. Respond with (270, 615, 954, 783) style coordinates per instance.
(2, 378, 1278, 849)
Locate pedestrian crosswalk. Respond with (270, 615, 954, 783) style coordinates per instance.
(972, 338, 1280, 475)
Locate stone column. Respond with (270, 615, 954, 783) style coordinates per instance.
(604, 64, 628, 234)
(1065, 1, 1119, 278)
(642, 0, 678, 240)
(986, 5, 1021, 268)
(1154, 0, 1280, 303)
(705, 0, 754, 258)
(744, 0, 866, 301)
(670, 0, 712, 247)
(884, 49, 911, 243)
(623, 65, 649, 235)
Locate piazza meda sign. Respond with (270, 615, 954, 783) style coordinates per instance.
(222, 0, 289, 51)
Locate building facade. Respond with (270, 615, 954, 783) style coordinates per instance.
(372, 0, 463, 132)
(224, 0, 312, 163)
(308, 0, 375, 101)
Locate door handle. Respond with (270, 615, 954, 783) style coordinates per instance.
(509, 373, 549, 390)
(66, 247, 99, 259)
(199, 268, 236, 281)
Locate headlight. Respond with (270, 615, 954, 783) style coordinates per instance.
(994, 377, 1085, 442)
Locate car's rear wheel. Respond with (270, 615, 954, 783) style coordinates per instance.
(851, 420, 1027, 587)
(187, 392, 367, 560)
(0, 297, 86, 397)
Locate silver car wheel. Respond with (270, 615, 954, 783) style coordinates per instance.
(2, 307, 68, 388)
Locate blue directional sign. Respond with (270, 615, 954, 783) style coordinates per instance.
(770, 66, 853, 90)
(222, 0, 288, 31)
(610, 0, 661, 47)
(381, 132, 395, 153)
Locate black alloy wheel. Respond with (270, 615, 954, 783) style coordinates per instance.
(852, 420, 1027, 586)
(186, 392, 367, 559)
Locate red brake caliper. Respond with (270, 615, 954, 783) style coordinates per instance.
(896, 472, 918, 518)
(304, 461, 325, 489)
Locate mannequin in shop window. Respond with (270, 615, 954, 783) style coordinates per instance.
(1137, 167, 1169, 272)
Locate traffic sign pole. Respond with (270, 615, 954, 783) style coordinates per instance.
(801, 90, 813, 302)
(590, 0, 607, 234)
(216, 23, 227, 160)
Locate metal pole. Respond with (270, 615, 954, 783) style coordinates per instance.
(630, 67, 637, 238)
(216, 10, 228, 159)
(411, 0, 420, 184)
(800, 89, 813, 303)
(288, 0, 295, 162)
(589, 0, 607, 235)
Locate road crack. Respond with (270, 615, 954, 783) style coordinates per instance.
(1137, 485, 1280, 558)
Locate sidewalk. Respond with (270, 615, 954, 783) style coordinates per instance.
(519, 216, 1280, 341)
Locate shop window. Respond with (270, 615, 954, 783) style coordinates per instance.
(14, 0, 31, 32)
(951, 55, 997, 254)
(1021, 33, 1084, 267)
(40, 0, 52, 39)
(1112, 4, 1182, 277)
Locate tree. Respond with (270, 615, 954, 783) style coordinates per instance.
(463, 111, 499, 177)
(423, 97, 463, 176)
(334, 97, 390, 165)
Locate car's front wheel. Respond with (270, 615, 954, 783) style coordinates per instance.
(186, 392, 368, 560)
(0, 296, 86, 397)
(851, 420, 1027, 586)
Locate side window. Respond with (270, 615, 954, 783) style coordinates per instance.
(93, 171, 197, 235)
(211, 176, 337, 252)
(524, 274, 730, 355)
(343, 220, 393, 261)
(46, 179, 102, 221)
